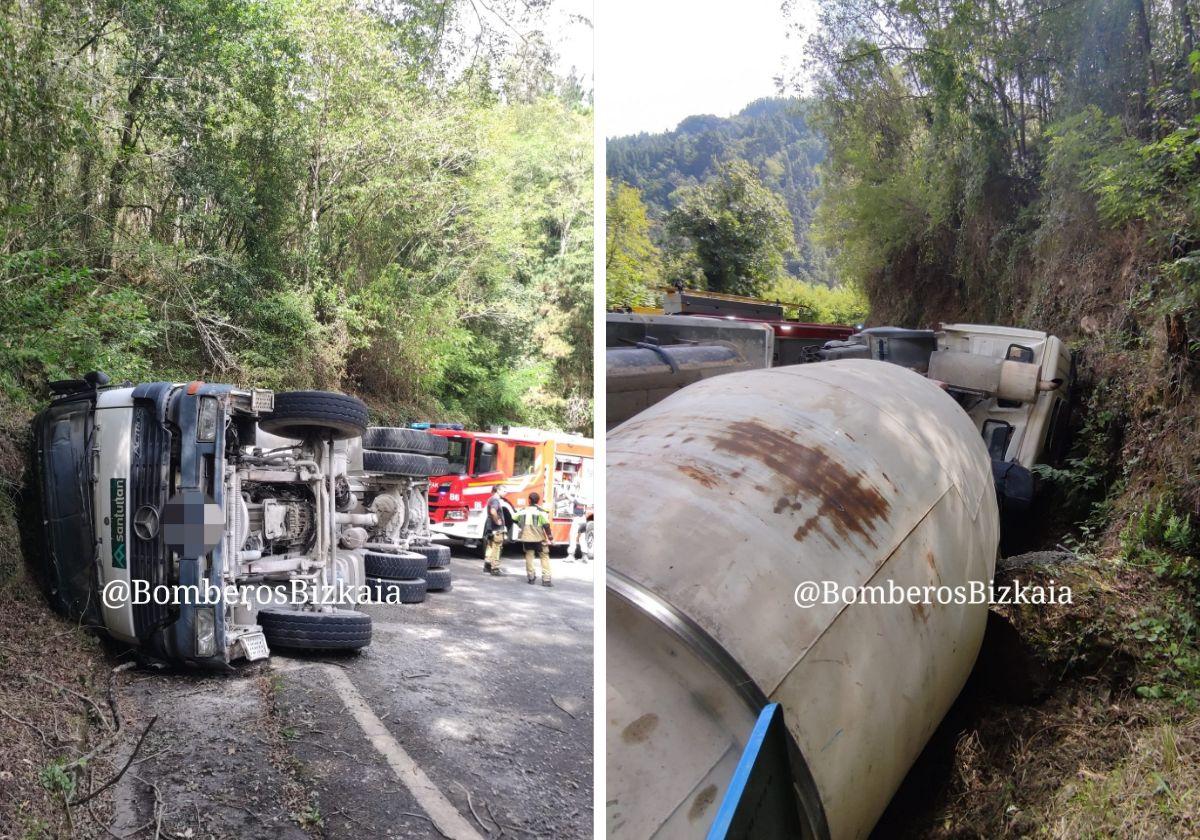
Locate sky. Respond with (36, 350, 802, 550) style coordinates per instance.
(549, 0, 595, 89)
(599, 0, 818, 138)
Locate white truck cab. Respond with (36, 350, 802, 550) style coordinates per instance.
(30, 373, 454, 667)
(822, 323, 1076, 517)
(936, 323, 1073, 471)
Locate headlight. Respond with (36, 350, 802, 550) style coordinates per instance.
(195, 607, 216, 657)
(197, 396, 219, 442)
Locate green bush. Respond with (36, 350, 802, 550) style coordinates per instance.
(761, 277, 869, 324)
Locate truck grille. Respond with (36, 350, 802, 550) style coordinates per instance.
(129, 401, 172, 638)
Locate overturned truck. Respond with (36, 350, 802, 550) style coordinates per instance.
(605, 322, 1076, 838)
(28, 373, 453, 667)
(606, 316, 1075, 516)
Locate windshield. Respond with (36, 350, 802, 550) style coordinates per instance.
(444, 436, 469, 473)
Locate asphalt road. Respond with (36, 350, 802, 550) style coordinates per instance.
(107, 545, 595, 839)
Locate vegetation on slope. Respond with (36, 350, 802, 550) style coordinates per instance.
(607, 97, 828, 280)
(804, 0, 1200, 831)
(0, 0, 590, 833)
(0, 0, 593, 435)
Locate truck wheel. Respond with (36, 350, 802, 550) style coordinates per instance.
(409, 544, 451, 569)
(260, 391, 368, 441)
(423, 567, 452, 592)
(361, 450, 449, 477)
(582, 520, 595, 559)
(364, 551, 426, 579)
(257, 608, 371, 651)
(368, 576, 427, 604)
(362, 427, 449, 456)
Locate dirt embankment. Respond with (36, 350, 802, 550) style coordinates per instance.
(0, 571, 125, 838)
(864, 190, 1200, 837)
(0, 397, 126, 838)
(875, 555, 1200, 838)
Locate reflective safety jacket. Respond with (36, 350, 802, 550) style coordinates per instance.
(515, 504, 551, 542)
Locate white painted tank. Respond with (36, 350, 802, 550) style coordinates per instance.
(606, 359, 1000, 839)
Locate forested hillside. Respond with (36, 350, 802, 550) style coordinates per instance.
(806, 0, 1200, 832)
(0, 1, 590, 832)
(808, 0, 1199, 533)
(607, 97, 830, 283)
(0, 0, 593, 436)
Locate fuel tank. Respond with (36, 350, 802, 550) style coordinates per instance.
(606, 359, 1000, 839)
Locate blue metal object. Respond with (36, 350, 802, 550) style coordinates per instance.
(707, 703, 807, 840)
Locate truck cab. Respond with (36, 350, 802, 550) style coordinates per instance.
(822, 323, 1076, 515)
(30, 375, 377, 666)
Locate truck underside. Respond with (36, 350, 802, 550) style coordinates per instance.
(30, 377, 452, 667)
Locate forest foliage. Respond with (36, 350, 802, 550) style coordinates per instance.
(663, 159, 796, 297)
(605, 97, 867, 317)
(605, 179, 661, 308)
(607, 97, 829, 281)
(801, 0, 1200, 821)
(806, 0, 1200, 327)
(804, 0, 1200, 526)
(0, 0, 593, 433)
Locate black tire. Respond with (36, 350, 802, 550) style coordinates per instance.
(409, 544, 451, 569)
(368, 576, 426, 604)
(257, 608, 371, 651)
(423, 567, 452, 592)
(364, 551, 427, 579)
(361, 450, 449, 477)
(362, 427, 449, 456)
(260, 391, 368, 441)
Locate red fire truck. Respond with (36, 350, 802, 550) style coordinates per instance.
(426, 429, 594, 555)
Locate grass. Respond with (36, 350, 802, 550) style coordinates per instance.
(888, 551, 1200, 838)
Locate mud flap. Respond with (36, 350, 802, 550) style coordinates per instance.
(993, 459, 1035, 553)
(707, 703, 808, 840)
(992, 459, 1033, 514)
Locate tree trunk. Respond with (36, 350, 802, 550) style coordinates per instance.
(97, 52, 163, 272)
(1134, 0, 1159, 88)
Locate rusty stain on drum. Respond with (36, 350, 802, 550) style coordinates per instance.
(709, 419, 890, 546)
(622, 713, 659, 744)
(774, 495, 803, 514)
(678, 463, 720, 489)
(687, 784, 719, 821)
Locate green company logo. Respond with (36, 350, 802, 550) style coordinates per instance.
(110, 478, 127, 569)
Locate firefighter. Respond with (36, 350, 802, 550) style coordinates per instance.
(484, 485, 506, 575)
(515, 492, 553, 587)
